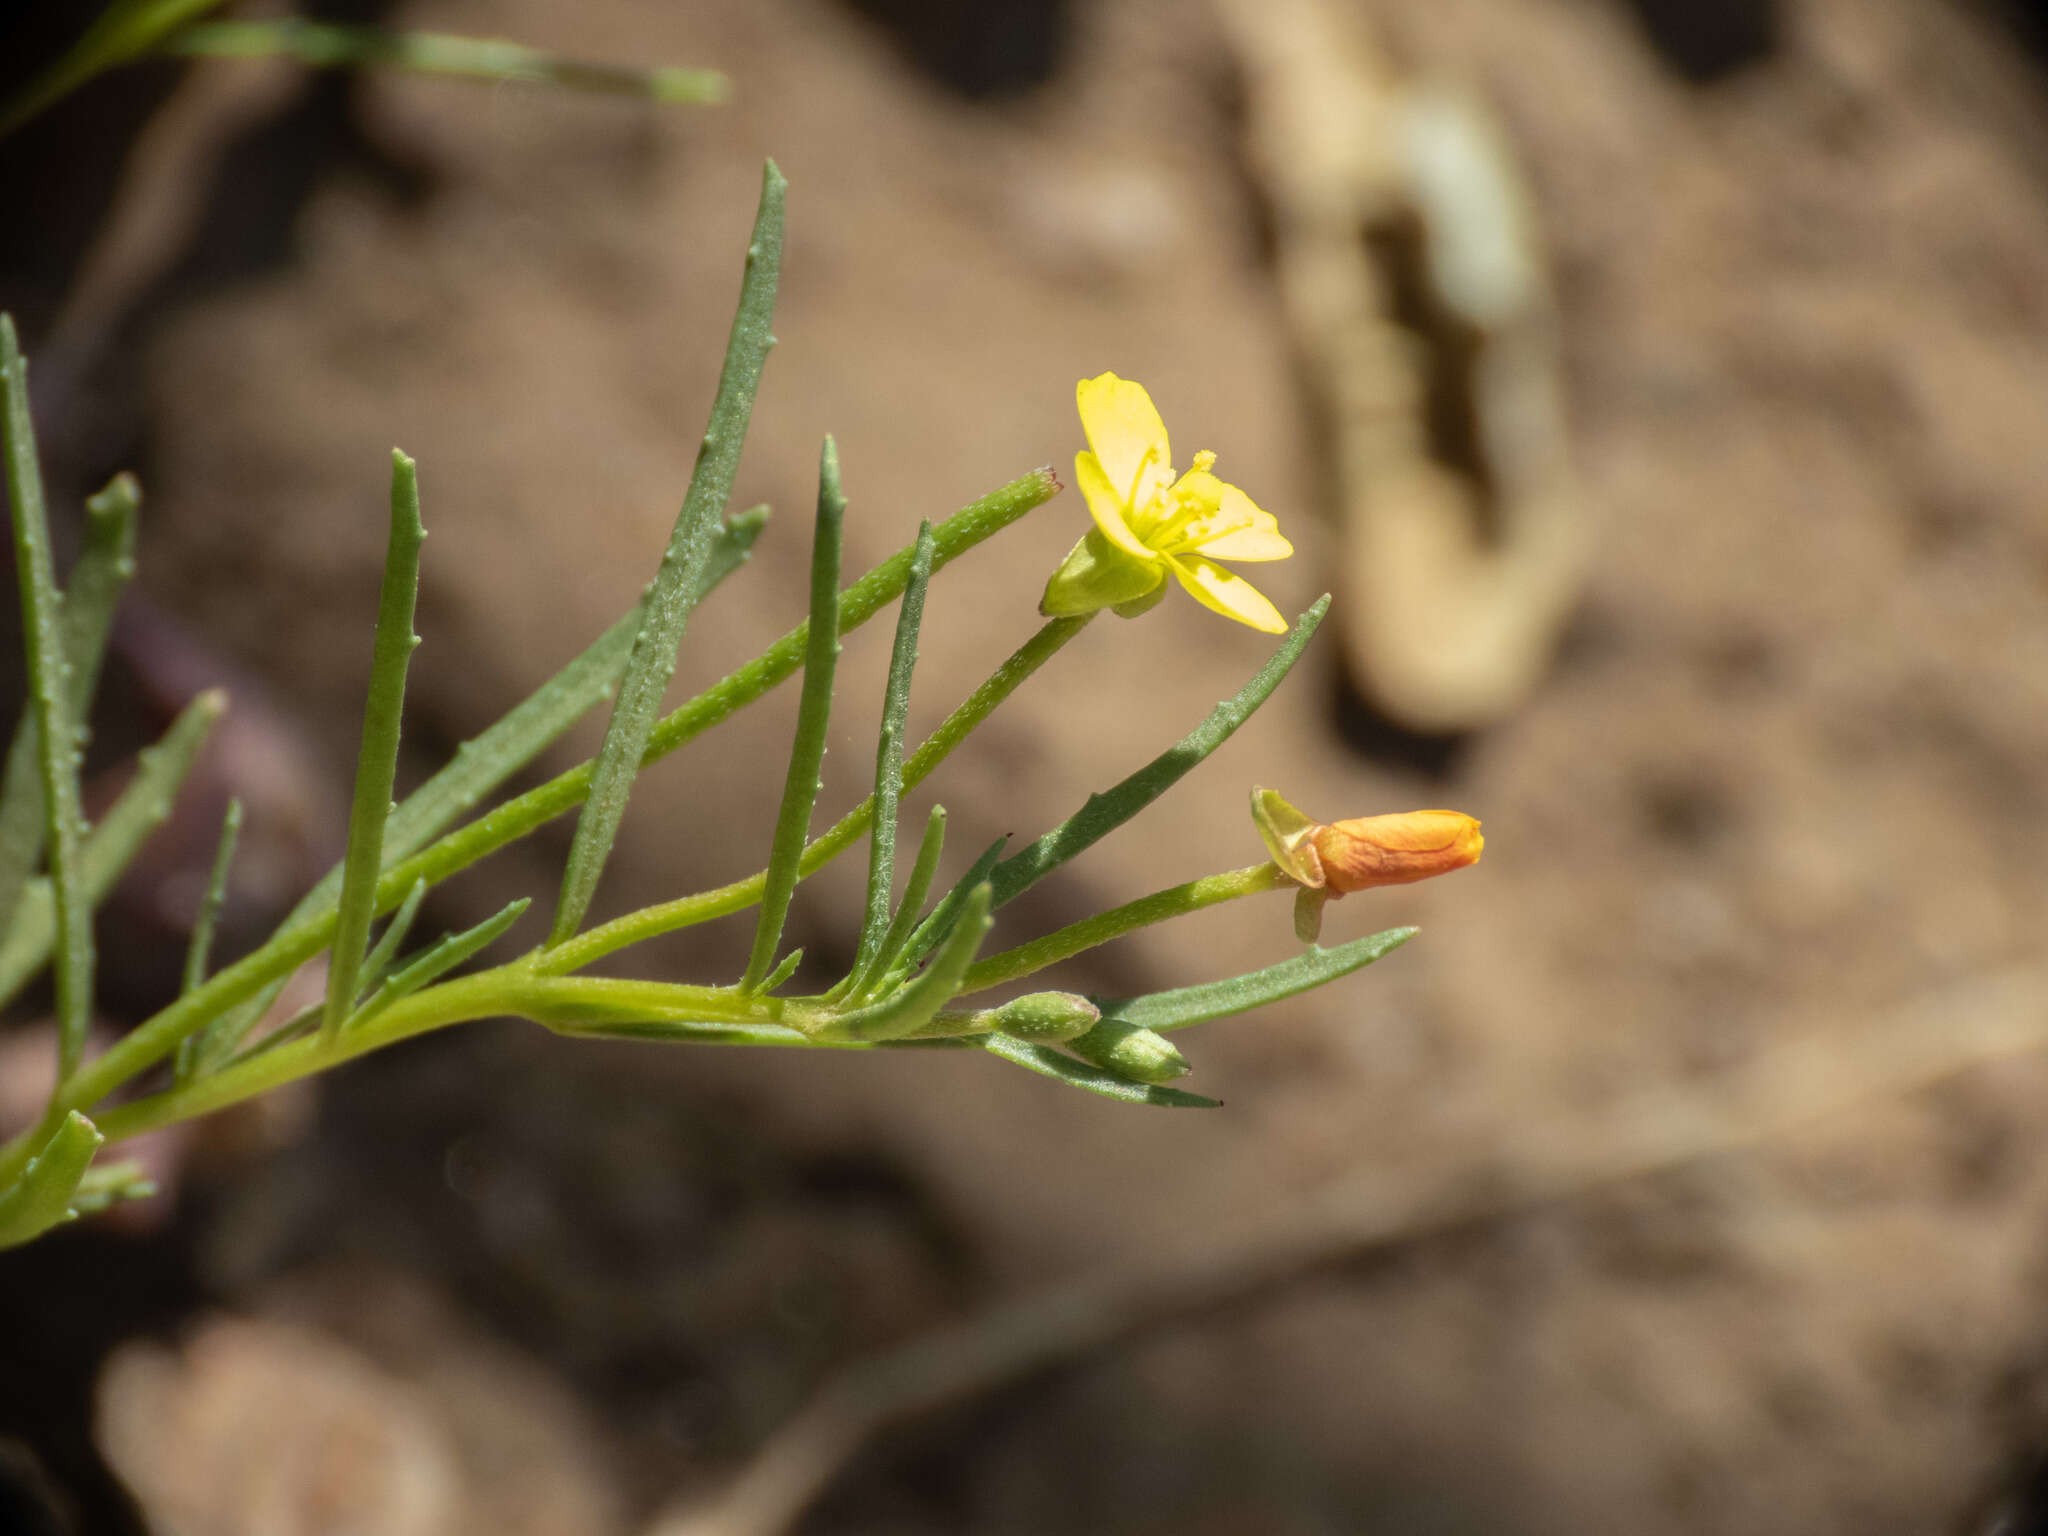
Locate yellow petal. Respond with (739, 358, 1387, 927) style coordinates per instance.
(1076, 374, 1172, 509)
(1075, 450, 1160, 562)
(1165, 553, 1287, 633)
(1191, 483, 1292, 562)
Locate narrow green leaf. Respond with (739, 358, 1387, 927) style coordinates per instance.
(171, 798, 242, 1083)
(849, 520, 934, 990)
(289, 504, 767, 933)
(899, 834, 1008, 971)
(988, 597, 1328, 911)
(1095, 926, 1419, 1034)
(0, 690, 224, 1010)
(183, 974, 292, 1083)
(2, 317, 94, 1080)
(755, 947, 804, 996)
(165, 19, 728, 104)
(322, 450, 425, 1038)
(0, 1111, 102, 1248)
(350, 897, 531, 1029)
(0, 472, 138, 936)
(354, 877, 427, 1000)
(829, 883, 991, 1042)
(172, 509, 772, 1079)
(551, 161, 784, 946)
(845, 803, 946, 1003)
(181, 799, 241, 997)
(978, 1033, 1220, 1109)
(221, 1000, 321, 1070)
(741, 437, 843, 992)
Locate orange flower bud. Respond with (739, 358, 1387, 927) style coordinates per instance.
(1251, 788, 1482, 943)
(1311, 810, 1484, 894)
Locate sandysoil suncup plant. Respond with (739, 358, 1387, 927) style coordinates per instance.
(0, 163, 1480, 1249)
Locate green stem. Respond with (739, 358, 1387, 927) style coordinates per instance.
(539, 614, 1091, 975)
(0, 468, 1062, 1170)
(959, 863, 1290, 996)
(91, 967, 820, 1145)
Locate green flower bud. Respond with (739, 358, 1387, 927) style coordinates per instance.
(1066, 1018, 1189, 1084)
(991, 991, 1101, 1043)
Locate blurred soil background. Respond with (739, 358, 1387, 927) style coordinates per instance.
(8, 0, 2048, 1532)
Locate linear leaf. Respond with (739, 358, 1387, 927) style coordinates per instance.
(0, 1111, 102, 1248)
(323, 450, 425, 1038)
(551, 161, 784, 945)
(350, 897, 531, 1029)
(899, 834, 1008, 972)
(978, 1033, 1220, 1109)
(0, 472, 138, 936)
(354, 876, 426, 1000)
(1095, 925, 1418, 1034)
(2, 318, 94, 1080)
(170, 798, 243, 1083)
(755, 947, 804, 996)
(846, 803, 946, 1003)
(181, 798, 241, 996)
(741, 438, 843, 991)
(829, 883, 990, 1042)
(0, 690, 223, 1010)
(290, 504, 767, 934)
(849, 520, 933, 989)
(988, 597, 1328, 911)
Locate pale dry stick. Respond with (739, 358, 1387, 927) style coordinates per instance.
(1217, 0, 1587, 732)
(650, 965, 2048, 1536)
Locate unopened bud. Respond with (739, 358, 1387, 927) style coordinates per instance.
(1253, 788, 1482, 943)
(1067, 1018, 1189, 1084)
(992, 991, 1101, 1043)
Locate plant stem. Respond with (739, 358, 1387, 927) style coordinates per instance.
(0, 470, 1062, 1173)
(958, 863, 1291, 995)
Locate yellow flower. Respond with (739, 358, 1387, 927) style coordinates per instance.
(1252, 787, 1482, 942)
(1040, 373, 1292, 632)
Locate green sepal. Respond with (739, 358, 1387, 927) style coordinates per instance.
(1039, 527, 1162, 619)
(1110, 582, 1167, 620)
